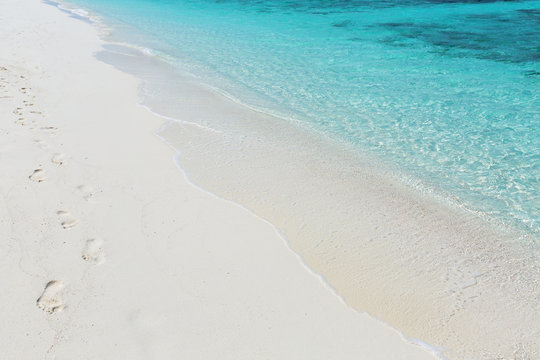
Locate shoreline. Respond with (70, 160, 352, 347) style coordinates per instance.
(0, 0, 444, 359)
(60, 0, 540, 237)
(50, 1, 539, 359)
(154, 121, 445, 359)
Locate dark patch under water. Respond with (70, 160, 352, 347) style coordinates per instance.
(375, 8, 540, 64)
(332, 19, 354, 27)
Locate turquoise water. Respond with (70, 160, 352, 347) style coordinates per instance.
(64, 0, 539, 234)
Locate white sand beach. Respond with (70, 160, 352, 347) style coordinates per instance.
(0, 0, 440, 358)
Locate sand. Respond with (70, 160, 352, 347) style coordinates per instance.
(0, 0, 439, 358)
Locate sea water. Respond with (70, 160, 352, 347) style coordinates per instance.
(61, 0, 539, 234)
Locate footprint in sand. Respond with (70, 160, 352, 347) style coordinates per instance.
(29, 168, 46, 182)
(78, 185, 96, 203)
(36, 280, 64, 314)
(51, 153, 65, 165)
(33, 139, 49, 150)
(82, 238, 105, 264)
(57, 210, 79, 229)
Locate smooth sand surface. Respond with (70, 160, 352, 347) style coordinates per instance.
(0, 0, 438, 358)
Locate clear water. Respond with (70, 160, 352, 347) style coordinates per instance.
(64, 0, 539, 234)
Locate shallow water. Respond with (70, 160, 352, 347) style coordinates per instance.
(63, 0, 539, 235)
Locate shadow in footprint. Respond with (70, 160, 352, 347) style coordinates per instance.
(40, 126, 57, 132)
(29, 169, 46, 182)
